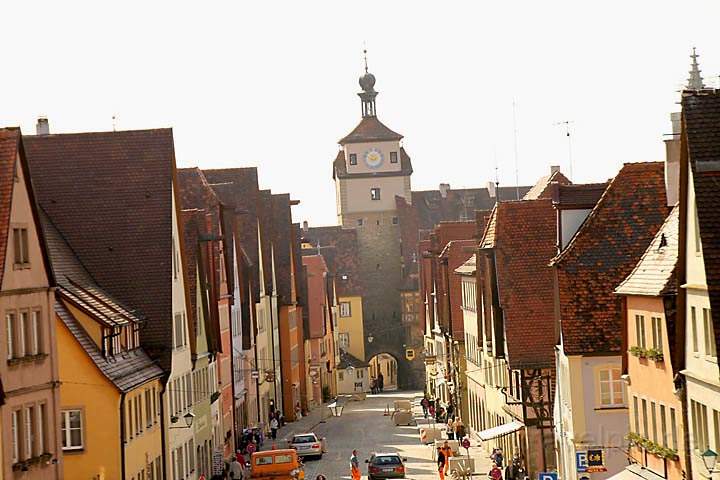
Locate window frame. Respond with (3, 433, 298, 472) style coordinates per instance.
(349, 153, 357, 166)
(13, 226, 30, 267)
(389, 151, 398, 164)
(61, 409, 84, 451)
(339, 302, 351, 317)
(370, 188, 381, 201)
(598, 367, 625, 408)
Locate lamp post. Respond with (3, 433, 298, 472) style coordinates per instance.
(170, 411, 195, 429)
(702, 449, 718, 475)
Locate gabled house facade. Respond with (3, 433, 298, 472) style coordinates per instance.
(616, 206, 684, 480)
(552, 162, 669, 480)
(677, 89, 720, 480)
(469, 198, 558, 477)
(43, 213, 164, 480)
(0, 128, 61, 479)
(24, 128, 196, 479)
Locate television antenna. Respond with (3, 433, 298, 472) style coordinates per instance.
(554, 120, 574, 180)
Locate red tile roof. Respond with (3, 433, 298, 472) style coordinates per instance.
(0, 128, 55, 289)
(489, 199, 558, 369)
(552, 162, 669, 356)
(523, 169, 571, 200)
(0, 129, 19, 288)
(24, 129, 175, 370)
(338, 116, 403, 145)
(301, 225, 363, 298)
(615, 206, 678, 297)
(553, 182, 609, 208)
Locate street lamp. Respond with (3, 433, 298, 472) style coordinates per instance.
(367, 334, 374, 344)
(170, 411, 195, 429)
(702, 449, 718, 474)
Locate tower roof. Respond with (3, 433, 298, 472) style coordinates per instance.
(339, 116, 403, 145)
(687, 47, 706, 90)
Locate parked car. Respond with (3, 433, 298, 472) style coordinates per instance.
(365, 452, 407, 479)
(287, 432, 325, 459)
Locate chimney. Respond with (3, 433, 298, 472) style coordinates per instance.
(664, 112, 681, 206)
(302, 220, 309, 232)
(439, 183, 450, 199)
(550, 165, 561, 174)
(36, 117, 49, 136)
(486, 181, 496, 199)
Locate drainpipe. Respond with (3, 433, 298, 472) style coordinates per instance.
(160, 378, 168, 479)
(120, 392, 127, 480)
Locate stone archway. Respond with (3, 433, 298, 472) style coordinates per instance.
(367, 352, 399, 391)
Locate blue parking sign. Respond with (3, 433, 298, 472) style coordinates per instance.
(539, 473, 558, 480)
(576, 451, 588, 472)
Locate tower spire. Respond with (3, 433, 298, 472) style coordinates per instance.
(687, 47, 706, 90)
(358, 48, 378, 118)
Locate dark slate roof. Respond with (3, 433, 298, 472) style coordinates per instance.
(257, 189, 274, 294)
(412, 185, 531, 234)
(271, 194, 294, 305)
(338, 349, 369, 369)
(333, 147, 413, 180)
(338, 116, 403, 145)
(56, 301, 163, 392)
(0, 129, 54, 289)
(683, 90, 720, 354)
(24, 129, 174, 370)
(203, 168, 261, 303)
(551, 162, 669, 356)
(301, 226, 363, 298)
(615, 206, 679, 297)
(522, 169, 572, 200)
(488, 199, 562, 369)
(552, 182, 609, 208)
(41, 211, 142, 327)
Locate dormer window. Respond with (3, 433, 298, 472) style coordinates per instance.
(390, 151, 398, 164)
(349, 154, 357, 166)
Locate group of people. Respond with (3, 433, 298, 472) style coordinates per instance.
(369, 372, 385, 394)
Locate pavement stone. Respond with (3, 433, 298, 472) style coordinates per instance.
(257, 391, 493, 480)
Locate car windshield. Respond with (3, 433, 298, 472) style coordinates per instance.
(293, 435, 316, 443)
(374, 456, 401, 465)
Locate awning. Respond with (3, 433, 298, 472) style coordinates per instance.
(605, 465, 665, 480)
(476, 420, 524, 441)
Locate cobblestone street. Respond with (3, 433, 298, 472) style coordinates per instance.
(268, 391, 492, 480)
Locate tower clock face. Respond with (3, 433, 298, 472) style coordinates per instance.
(364, 148, 384, 169)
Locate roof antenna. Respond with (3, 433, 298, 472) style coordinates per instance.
(512, 100, 520, 200)
(112, 115, 117, 132)
(554, 120, 574, 180)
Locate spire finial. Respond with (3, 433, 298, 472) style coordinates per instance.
(687, 47, 706, 90)
(363, 45, 368, 74)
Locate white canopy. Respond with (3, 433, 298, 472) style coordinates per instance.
(476, 420, 524, 441)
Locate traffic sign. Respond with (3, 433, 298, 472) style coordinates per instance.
(538, 473, 558, 480)
(576, 451, 588, 473)
(461, 438, 471, 449)
(587, 449, 607, 473)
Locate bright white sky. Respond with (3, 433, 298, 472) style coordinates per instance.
(2, 1, 718, 225)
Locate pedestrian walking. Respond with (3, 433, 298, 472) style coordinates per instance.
(454, 417, 466, 440)
(421, 395, 430, 418)
(446, 418, 455, 440)
(437, 447, 447, 480)
(228, 457, 243, 480)
(505, 455, 523, 480)
(350, 449, 361, 480)
(378, 372, 384, 392)
(429, 403, 436, 421)
(295, 402, 303, 419)
(270, 416, 279, 440)
(440, 440, 453, 476)
(490, 447, 504, 468)
(489, 465, 503, 480)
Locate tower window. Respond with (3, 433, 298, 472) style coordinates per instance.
(357, 218, 364, 227)
(370, 188, 381, 201)
(392, 216, 399, 225)
(349, 154, 357, 166)
(390, 151, 398, 164)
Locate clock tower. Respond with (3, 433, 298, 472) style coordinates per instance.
(332, 64, 414, 387)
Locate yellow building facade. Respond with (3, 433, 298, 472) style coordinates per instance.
(337, 295, 364, 362)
